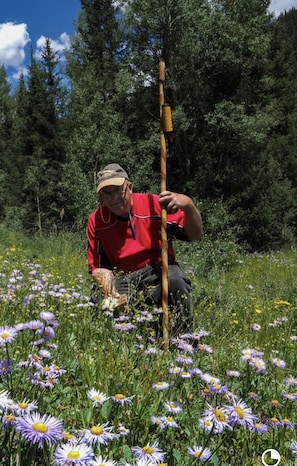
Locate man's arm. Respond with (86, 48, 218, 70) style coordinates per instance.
(159, 191, 202, 241)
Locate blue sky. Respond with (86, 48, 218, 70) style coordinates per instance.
(0, 0, 297, 87)
(0, 0, 81, 84)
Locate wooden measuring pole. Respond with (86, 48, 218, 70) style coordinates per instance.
(159, 60, 169, 350)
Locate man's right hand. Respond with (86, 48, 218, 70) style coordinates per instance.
(92, 268, 118, 298)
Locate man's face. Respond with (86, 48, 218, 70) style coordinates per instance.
(100, 181, 132, 216)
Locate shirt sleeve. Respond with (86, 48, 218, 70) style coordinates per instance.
(166, 210, 190, 241)
(86, 213, 99, 273)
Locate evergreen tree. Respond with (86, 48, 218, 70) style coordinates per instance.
(0, 65, 13, 222)
(23, 42, 68, 234)
(65, 0, 133, 227)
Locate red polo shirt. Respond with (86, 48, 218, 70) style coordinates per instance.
(86, 193, 188, 274)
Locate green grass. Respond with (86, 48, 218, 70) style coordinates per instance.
(1, 228, 297, 465)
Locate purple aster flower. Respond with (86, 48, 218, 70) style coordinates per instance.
(39, 311, 56, 322)
(25, 320, 44, 330)
(114, 322, 136, 331)
(281, 392, 297, 401)
(249, 422, 269, 434)
(131, 441, 166, 463)
(2, 413, 17, 428)
(271, 357, 286, 368)
(226, 370, 241, 378)
(0, 389, 14, 411)
(202, 402, 232, 434)
(187, 445, 212, 462)
(87, 388, 109, 407)
(290, 440, 297, 456)
(224, 398, 257, 428)
(152, 381, 170, 390)
(175, 353, 193, 365)
(161, 416, 178, 428)
(0, 359, 13, 375)
(54, 441, 94, 465)
(164, 401, 183, 414)
(284, 377, 297, 386)
(281, 418, 295, 429)
(0, 326, 18, 346)
(151, 416, 166, 429)
(111, 393, 134, 406)
(14, 399, 38, 415)
(117, 424, 130, 436)
(82, 422, 119, 446)
(15, 411, 63, 448)
(198, 343, 213, 353)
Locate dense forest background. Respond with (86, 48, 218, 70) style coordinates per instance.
(1, 0, 297, 251)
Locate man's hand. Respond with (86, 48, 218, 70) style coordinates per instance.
(159, 191, 193, 214)
(92, 268, 119, 298)
(159, 190, 203, 241)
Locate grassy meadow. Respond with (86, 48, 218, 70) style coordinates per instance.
(1, 227, 297, 465)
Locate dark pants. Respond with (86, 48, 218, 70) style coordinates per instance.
(115, 261, 193, 333)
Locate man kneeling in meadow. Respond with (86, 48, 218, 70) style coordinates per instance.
(86, 163, 202, 332)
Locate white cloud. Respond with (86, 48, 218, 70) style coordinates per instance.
(35, 32, 71, 59)
(0, 22, 30, 68)
(269, 0, 297, 17)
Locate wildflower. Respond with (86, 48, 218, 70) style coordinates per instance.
(168, 366, 182, 375)
(202, 373, 220, 384)
(39, 311, 56, 322)
(87, 388, 109, 406)
(0, 359, 13, 375)
(132, 441, 166, 463)
(175, 354, 193, 365)
(15, 412, 63, 448)
(285, 377, 297, 386)
(187, 445, 212, 462)
(118, 424, 130, 436)
(202, 403, 232, 434)
(250, 323, 261, 331)
(14, 399, 38, 415)
(269, 417, 281, 428)
(290, 440, 297, 456)
(224, 398, 257, 428)
(281, 418, 295, 429)
(38, 349, 52, 358)
(201, 388, 212, 398)
(209, 383, 229, 395)
(114, 321, 136, 331)
(54, 441, 94, 465)
(249, 422, 269, 434)
(281, 392, 297, 401)
(249, 357, 266, 373)
(2, 413, 17, 428)
(180, 371, 192, 379)
(164, 401, 183, 414)
(82, 422, 118, 446)
(152, 381, 170, 390)
(226, 370, 241, 378)
(0, 326, 18, 345)
(189, 367, 203, 377)
(198, 343, 213, 354)
(145, 347, 159, 355)
(270, 399, 283, 408)
(199, 418, 214, 433)
(161, 416, 178, 428)
(248, 392, 259, 400)
(271, 357, 286, 368)
(0, 389, 14, 411)
(151, 416, 166, 428)
(112, 393, 134, 406)
(91, 456, 117, 466)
